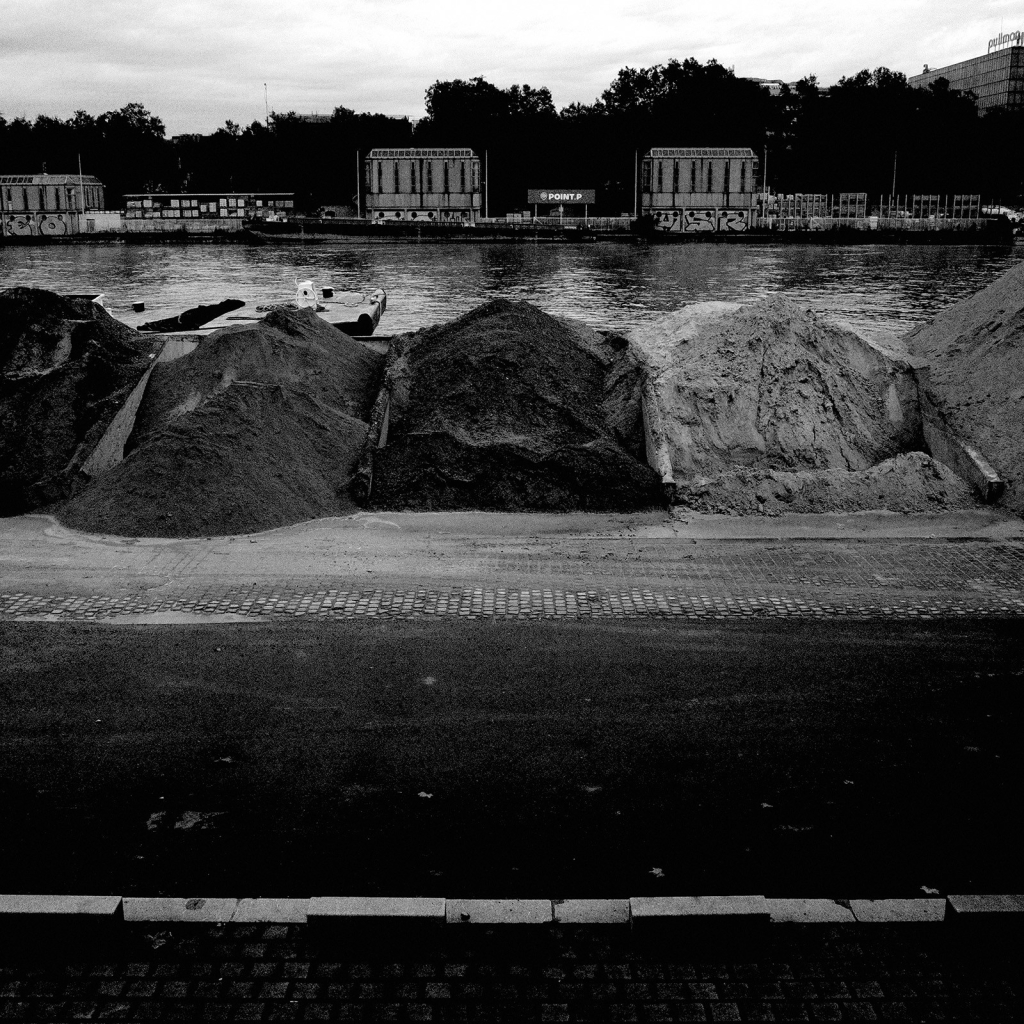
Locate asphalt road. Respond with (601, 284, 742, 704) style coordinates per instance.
(1, 617, 1021, 898)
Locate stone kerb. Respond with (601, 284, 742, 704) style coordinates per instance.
(308, 896, 446, 940)
(122, 897, 239, 923)
(0, 894, 123, 946)
(851, 898, 946, 924)
(3, 894, 1024, 944)
(553, 899, 630, 926)
(766, 899, 856, 924)
(446, 900, 553, 926)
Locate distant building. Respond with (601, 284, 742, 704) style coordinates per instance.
(909, 45, 1024, 112)
(640, 148, 759, 233)
(123, 191, 295, 222)
(363, 148, 481, 222)
(745, 77, 787, 97)
(744, 78, 813, 96)
(0, 173, 106, 237)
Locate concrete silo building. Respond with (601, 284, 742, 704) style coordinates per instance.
(363, 148, 481, 223)
(641, 148, 759, 233)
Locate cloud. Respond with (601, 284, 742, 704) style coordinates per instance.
(0, 0, 1014, 132)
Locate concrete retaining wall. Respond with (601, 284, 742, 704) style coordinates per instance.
(916, 373, 1006, 503)
(155, 336, 201, 363)
(640, 378, 675, 503)
(123, 218, 244, 234)
(80, 348, 163, 477)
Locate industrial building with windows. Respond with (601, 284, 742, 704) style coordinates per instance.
(363, 148, 481, 222)
(909, 45, 1024, 112)
(0, 174, 106, 237)
(123, 192, 294, 221)
(641, 148, 759, 232)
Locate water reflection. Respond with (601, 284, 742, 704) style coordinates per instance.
(1, 240, 1020, 339)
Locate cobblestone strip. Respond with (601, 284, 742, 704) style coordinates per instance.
(1, 922, 1021, 1022)
(2, 584, 1024, 621)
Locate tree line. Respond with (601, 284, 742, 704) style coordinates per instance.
(2, 59, 1022, 214)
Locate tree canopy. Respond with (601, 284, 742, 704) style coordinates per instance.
(1, 59, 1020, 212)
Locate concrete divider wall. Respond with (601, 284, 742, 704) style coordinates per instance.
(352, 339, 401, 503)
(80, 344, 165, 477)
(155, 336, 201, 363)
(915, 371, 1006, 503)
(639, 376, 675, 503)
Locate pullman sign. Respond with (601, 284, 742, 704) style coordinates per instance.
(527, 189, 596, 204)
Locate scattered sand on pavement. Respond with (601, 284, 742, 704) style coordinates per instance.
(369, 299, 661, 511)
(628, 296, 968, 514)
(57, 307, 383, 537)
(0, 287, 159, 516)
(906, 259, 1024, 515)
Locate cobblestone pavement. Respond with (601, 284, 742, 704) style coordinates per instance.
(3, 540, 1023, 621)
(1, 923, 1022, 1022)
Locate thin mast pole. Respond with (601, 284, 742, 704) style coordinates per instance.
(633, 151, 638, 219)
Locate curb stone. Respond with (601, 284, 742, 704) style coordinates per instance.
(446, 900, 552, 926)
(552, 899, 630, 925)
(3, 895, 1023, 937)
(766, 898, 857, 924)
(851, 898, 946, 923)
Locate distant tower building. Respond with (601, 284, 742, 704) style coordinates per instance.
(363, 148, 481, 223)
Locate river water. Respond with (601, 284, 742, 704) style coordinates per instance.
(2, 240, 1021, 341)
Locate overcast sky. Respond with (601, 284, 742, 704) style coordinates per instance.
(1, 0, 1019, 135)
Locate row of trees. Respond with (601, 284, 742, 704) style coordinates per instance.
(2, 60, 1022, 213)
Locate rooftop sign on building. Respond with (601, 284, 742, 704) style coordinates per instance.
(989, 29, 1023, 52)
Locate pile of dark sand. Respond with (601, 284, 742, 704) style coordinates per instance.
(369, 299, 660, 511)
(57, 307, 383, 537)
(906, 260, 1024, 514)
(0, 287, 159, 515)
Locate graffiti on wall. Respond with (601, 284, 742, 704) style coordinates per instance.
(1, 212, 73, 237)
(654, 209, 750, 233)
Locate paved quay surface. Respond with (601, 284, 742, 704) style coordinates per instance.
(2, 510, 1023, 621)
(1, 617, 1021, 896)
(1, 922, 1022, 1021)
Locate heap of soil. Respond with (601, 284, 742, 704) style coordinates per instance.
(369, 299, 660, 511)
(0, 287, 159, 516)
(675, 452, 975, 515)
(57, 307, 383, 537)
(906, 260, 1024, 515)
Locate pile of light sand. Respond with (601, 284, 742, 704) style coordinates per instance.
(674, 452, 976, 515)
(906, 260, 1024, 514)
(630, 296, 922, 478)
(628, 297, 981, 514)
